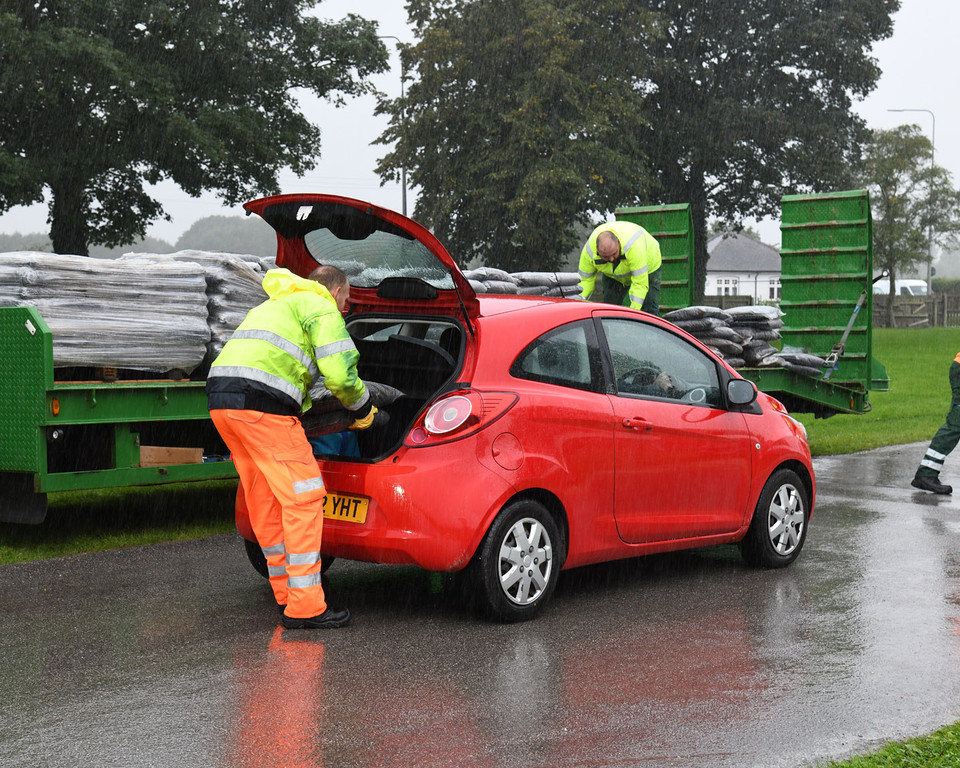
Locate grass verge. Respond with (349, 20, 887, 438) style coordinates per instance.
(0, 479, 237, 565)
(823, 722, 960, 767)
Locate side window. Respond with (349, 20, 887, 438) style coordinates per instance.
(512, 321, 597, 392)
(601, 318, 721, 407)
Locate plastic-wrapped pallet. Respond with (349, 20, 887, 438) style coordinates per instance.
(0, 252, 210, 373)
(120, 250, 267, 363)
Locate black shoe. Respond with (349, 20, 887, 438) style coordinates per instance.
(280, 607, 351, 629)
(911, 475, 953, 494)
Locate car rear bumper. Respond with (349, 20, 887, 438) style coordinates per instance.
(316, 444, 514, 572)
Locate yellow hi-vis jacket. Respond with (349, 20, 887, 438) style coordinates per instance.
(576, 221, 662, 309)
(207, 268, 369, 416)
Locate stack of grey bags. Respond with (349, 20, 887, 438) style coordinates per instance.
(121, 250, 267, 363)
(662, 304, 826, 377)
(0, 252, 210, 373)
(464, 267, 581, 298)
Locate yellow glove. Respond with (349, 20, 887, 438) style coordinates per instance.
(349, 405, 378, 431)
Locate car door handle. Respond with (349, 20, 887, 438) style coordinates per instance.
(621, 417, 653, 431)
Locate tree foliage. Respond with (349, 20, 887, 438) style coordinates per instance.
(378, 0, 899, 289)
(858, 125, 960, 322)
(637, 0, 899, 296)
(0, 0, 388, 255)
(376, 0, 658, 271)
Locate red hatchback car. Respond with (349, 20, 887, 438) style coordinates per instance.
(235, 193, 815, 622)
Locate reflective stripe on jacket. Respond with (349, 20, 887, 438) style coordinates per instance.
(208, 268, 368, 414)
(576, 221, 662, 310)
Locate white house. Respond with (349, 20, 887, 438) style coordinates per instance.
(705, 232, 781, 303)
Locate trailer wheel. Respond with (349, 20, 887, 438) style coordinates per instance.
(469, 500, 563, 622)
(739, 468, 809, 568)
(242, 537, 336, 578)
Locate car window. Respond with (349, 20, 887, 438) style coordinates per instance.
(512, 321, 597, 392)
(601, 318, 721, 407)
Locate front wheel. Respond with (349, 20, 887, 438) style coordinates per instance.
(739, 468, 809, 568)
(470, 500, 564, 622)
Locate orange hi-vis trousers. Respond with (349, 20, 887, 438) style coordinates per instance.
(211, 409, 328, 619)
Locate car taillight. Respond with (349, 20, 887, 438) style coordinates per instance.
(405, 390, 518, 447)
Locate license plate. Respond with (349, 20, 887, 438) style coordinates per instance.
(323, 492, 369, 524)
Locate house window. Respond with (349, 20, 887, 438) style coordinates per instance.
(769, 279, 781, 300)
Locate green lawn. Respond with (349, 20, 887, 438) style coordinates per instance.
(0, 479, 238, 565)
(798, 327, 954, 456)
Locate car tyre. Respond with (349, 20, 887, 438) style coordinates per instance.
(739, 468, 809, 568)
(242, 537, 335, 578)
(471, 500, 563, 622)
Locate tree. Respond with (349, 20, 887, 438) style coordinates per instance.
(0, 1, 388, 255)
(381, 1, 899, 290)
(375, 0, 658, 271)
(858, 125, 960, 325)
(631, 0, 899, 298)
(175, 215, 276, 258)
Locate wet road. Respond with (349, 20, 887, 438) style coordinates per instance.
(3, 441, 960, 768)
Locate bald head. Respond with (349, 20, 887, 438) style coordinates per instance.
(597, 231, 622, 262)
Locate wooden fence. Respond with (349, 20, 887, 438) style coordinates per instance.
(872, 294, 960, 328)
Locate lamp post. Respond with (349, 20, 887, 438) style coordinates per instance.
(889, 108, 936, 292)
(379, 35, 407, 216)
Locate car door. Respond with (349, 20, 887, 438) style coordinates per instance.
(597, 314, 754, 545)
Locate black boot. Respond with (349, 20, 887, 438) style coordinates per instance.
(281, 606, 351, 629)
(911, 474, 953, 494)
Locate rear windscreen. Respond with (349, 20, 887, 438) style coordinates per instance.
(304, 228, 455, 290)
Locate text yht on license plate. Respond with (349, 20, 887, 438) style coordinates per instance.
(323, 493, 368, 524)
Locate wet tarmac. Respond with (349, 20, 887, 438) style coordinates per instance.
(3, 441, 960, 768)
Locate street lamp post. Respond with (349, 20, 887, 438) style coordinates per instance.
(889, 108, 936, 292)
(379, 35, 407, 216)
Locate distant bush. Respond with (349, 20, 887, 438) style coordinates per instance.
(932, 277, 960, 294)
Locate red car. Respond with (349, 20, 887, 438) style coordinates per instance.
(235, 193, 815, 622)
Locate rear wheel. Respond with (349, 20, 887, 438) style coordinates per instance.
(470, 499, 563, 622)
(739, 468, 809, 568)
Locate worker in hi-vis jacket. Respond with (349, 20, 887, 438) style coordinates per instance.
(207, 265, 376, 629)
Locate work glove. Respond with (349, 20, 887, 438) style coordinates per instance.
(349, 405, 378, 431)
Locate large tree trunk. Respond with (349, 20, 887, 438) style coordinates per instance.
(49, 180, 89, 256)
(685, 170, 709, 303)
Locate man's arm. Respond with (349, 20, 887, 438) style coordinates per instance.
(576, 246, 598, 301)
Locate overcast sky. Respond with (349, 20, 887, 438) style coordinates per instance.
(0, 0, 956, 248)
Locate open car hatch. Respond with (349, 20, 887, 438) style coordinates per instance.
(244, 194, 478, 329)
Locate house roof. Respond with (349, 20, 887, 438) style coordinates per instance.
(707, 232, 780, 272)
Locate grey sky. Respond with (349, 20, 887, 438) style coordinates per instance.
(0, 0, 955, 249)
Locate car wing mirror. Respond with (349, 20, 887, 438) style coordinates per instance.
(727, 378, 758, 406)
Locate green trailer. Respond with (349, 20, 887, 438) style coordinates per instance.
(614, 202, 696, 315)
(758, 189, 888, 417)
(620, 189, 888, 418)
(0, 305, 237, 524)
